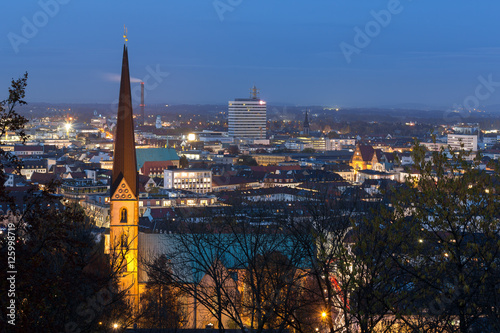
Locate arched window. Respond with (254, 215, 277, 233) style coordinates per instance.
(120, 208, 127, 223)
(120, 234, 128, 250)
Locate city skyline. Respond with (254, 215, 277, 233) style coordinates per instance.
(3, 18, 500, 330)
(3, 1, 500, 108)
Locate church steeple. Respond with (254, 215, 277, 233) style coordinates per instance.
(303, 110, 310, 136)
(109, 39, 140, 309)
(111, 44, 138, 197)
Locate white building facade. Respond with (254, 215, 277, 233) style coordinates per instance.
(163, 169, 212, 194)
(228, 98, 267, 139)
(326, 138, 356, 151)
(447, 134, 478, 151)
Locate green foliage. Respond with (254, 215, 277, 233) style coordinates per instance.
(179, 155, 189, 168)
(139, 255, 187, 329)
(377, 143, 500, 332)
(0, 72, 29, 145)
(0, 73, 30, 202)
(0, 194, 132, 332)
(0, 73, 134, 332)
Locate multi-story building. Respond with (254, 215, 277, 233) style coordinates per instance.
(481, 134, 499, 149)
(84, 191, 218, 227)
(140, 161, 175, 178)
(452, 123, 479, 135)
(19, 158, 47, 180)
(60, 178, 108, 202)
(296, 137, 327, 151)
(188, 130, 233, 144)
(163, 169, 212, 194)
(13, 144, 44, 157)
(252, 154, 291, 166)
(447, 134, 478, 151)
(420, 142, 446, 152)
(228, 86, 267, 139)
(326, 138, 356, 151)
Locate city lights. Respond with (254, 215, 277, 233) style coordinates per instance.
(5, 4, 500, 332)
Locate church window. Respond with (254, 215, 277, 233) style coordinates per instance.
(120, 208, 127, 223)
(120, 234, 129, 250)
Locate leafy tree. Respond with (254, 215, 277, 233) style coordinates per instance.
(382, 143, 500, 332)
(288, 191, 408, 333)
(0, 73, 29, 146)
(0, 73, 29, 202)
(0, 195, 134, 332)
(179, 155, 189, 168)
(0, 73, 133, 332)
(139, 255, 188, 329)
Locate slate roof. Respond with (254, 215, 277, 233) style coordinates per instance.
(358, 144, 375, 162)
(31, 172, 59, 185)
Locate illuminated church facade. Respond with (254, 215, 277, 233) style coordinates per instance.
(107, 41, 230, 328)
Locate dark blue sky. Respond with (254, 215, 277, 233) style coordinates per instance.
(3, 0, 500, 108)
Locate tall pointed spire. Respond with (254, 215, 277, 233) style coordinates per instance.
(303, 110, 310, 136)
(111, 44, 138, 197)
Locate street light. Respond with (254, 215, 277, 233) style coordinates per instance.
(65, 122, 71, 137)
(321, 311, 327, 319)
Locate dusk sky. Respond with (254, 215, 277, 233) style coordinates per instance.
(3, 1, 500, 108)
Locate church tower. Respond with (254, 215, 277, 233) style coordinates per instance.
(109, 41, 139, 308)
(303, 110, 310, 136)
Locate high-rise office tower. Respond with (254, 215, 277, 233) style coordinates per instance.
(228, 85, 267, 139)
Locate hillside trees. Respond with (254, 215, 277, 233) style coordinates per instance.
(139, 254, 188, 329)
(143, 200, 314, 333)
(382, 144, 500, 332)
(0, 73, 29, 202)
(0, 74, 133, 332)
